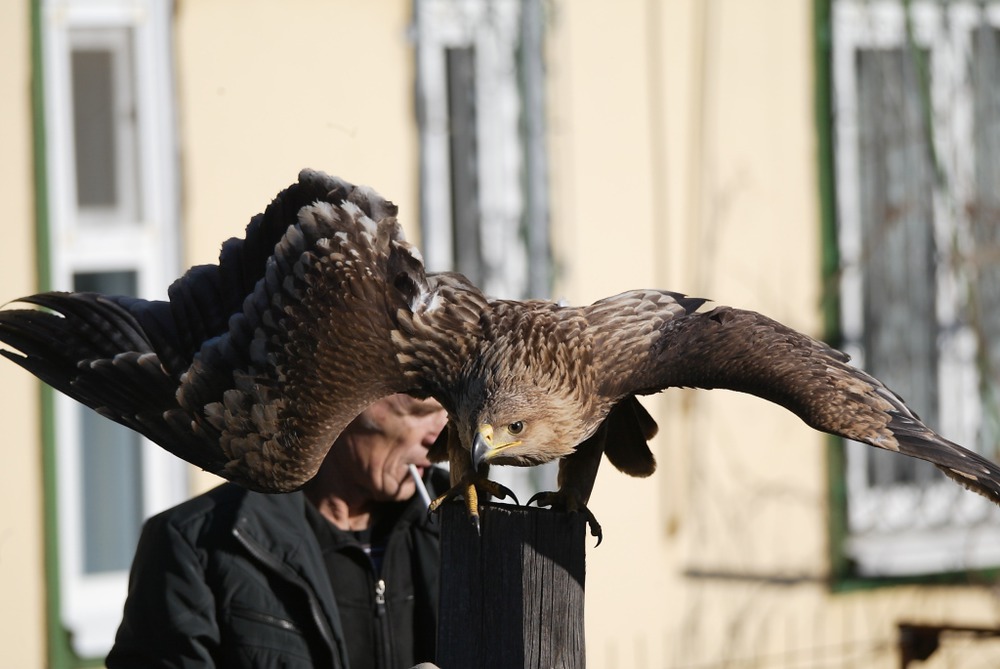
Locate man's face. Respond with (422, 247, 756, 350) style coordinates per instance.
(338, 394, 448, 503)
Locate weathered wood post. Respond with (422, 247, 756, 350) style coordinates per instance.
(436, 502, 587, 669)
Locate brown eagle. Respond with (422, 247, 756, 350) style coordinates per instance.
(2, 169, 999, 538)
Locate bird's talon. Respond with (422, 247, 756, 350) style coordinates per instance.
(526, 490, 603, 545)
(425, 474, 520, 533)
(486, 481, 520, 506)
(427, 488, 457, 515)
(583, 508, 603, 547)
(526, 491, 551, 508)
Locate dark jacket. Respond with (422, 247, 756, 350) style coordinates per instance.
(106, 471, 445, 669)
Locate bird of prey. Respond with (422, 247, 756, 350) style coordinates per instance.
(2, 169, 1000, 540)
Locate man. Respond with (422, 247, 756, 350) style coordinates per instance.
(106, 394, 449, 669)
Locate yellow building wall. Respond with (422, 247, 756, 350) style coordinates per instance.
(548, 1, 1000, 667)
(172, 0, 419, 493)
(0, 1, 47, 667)
(4, 0, 1000, 666)
(0, 1, 420, 663)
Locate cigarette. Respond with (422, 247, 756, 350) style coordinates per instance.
(408, 464, 432, 509)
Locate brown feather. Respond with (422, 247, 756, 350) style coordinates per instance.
(3, 170, 1000, 517)
(602, 396, 657, 477)
(597, 299, 1000, 505)
(0, 171, 431, 492)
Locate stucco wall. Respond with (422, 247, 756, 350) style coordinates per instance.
(0, 1, 46, 667)
(173, 0, 420, 493)
(549, 2, 1000, 667)
(4, 1, 1000, 666)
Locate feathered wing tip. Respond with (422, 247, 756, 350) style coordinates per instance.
(795, 355, 1000, 506)
(936, 452, 1000, 505)
(0, 292, 149, 404)
(0, 170, 423, 491)
(175, 172, 432, 491)
(599, 295, 1000, 508)
(870, 384, 1000, 505)
(0, 292, 228, 474)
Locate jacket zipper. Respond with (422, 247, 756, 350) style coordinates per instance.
(374, 577, 393, 668)
(232, 525, 340, 664)
(375, 578, 387, 617)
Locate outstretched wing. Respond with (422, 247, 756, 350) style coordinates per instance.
(588, 290, 1000, 505)
(0, 169, 433, 492)
(0, 291, 225, 472)
(150, 169, 383, 378)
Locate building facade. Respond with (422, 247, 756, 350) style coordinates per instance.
(3, 1, 1000, 666)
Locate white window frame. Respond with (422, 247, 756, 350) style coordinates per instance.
(414, 0, 555, 501)
(415, 0, 528, 297)
(41, 0, 186, 657)
(833, 0, 1000, 576)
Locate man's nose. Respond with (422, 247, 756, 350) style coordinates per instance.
(422, 414, 448, 446)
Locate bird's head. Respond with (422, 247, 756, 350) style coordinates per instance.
(452, 374, 591, 471)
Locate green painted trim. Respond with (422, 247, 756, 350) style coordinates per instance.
(41, 388, 72, 669)
(833, 566, 1000, 593)
(815, 0, 1000, 592)
(29, 1, 74, 666)
(31, 0, 49, 294)
(813, 1, 837, 336)
(813, 0, 852, 584)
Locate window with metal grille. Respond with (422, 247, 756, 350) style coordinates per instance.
(414, 0, 554, 500)
(832, 0, 1000, 576)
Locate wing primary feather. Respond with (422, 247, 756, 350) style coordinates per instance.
(609, 303, 1000, 505)
(8, 170, 999, 519)
(0, 170, 430, 492)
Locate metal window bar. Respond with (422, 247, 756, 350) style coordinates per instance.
(856, 46, 939, 487)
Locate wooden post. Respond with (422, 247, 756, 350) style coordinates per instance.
(436, 502, 587, 669)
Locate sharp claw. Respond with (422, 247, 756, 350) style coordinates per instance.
(525, 490, 603, 546)
(494, 484, 520, 506)
(427, 490, 451, 515)
(425, 474, 519, 532)
(526, 491, 547, 508)
(584, 508, 603, 547)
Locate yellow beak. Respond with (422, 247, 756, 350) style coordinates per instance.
(472, 424, 493, 469)
(471, 423, 522, 469)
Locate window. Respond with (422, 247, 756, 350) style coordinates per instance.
(415, 0, 550, 298)
(832, 0, 1000, 576)
(40, 0, 185, 657)
(414, 0, 554, 499)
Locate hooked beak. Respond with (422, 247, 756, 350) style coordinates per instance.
(472, 424, 493, 470)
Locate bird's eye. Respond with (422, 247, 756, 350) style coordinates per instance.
(508, 421, 524, 435)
